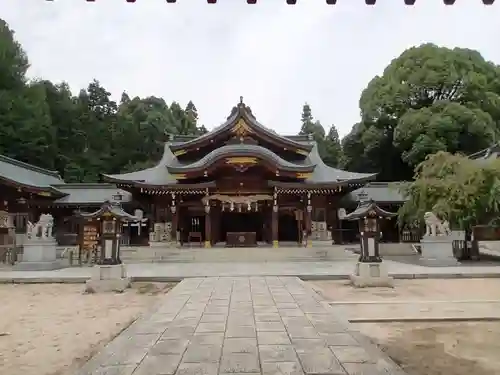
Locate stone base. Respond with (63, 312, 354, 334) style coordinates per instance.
(85, 264, 131, 293)
(350, 262, 393, 288)
(420, 236, 459, 266)
(14, 239, 63, 271)
(14, 260, 62, 271)
(149, 241, 180, 248)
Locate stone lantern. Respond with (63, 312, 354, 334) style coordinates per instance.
(342, 191, 396, 287)
(78, 200, 141, 293)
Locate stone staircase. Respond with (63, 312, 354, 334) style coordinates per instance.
(120, 244, 358, 263)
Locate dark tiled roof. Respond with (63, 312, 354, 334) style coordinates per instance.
(168, 144, 314, 173)
(77, 201, 140, 221)
(103, 143, 179, 186)
(0, 155, 64, 190)
(296, 143, 375, 184)
(52, 184, 132, 205)
(469, 142, 500, 160)
(341, 182, 406, 205)
(169, 102, 313, 153)
(343, 200, 397, 221)
(104, 141, 376, 186)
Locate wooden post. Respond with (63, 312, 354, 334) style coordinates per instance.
(272, 189, 279, 248)
(204, 204, 211, 248)
(272, 205, 278, 248)
(171, 206, 179, 245)
(305, 192, 312, 248)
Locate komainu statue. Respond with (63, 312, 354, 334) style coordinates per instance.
(26, 214, 54, 240)
(424, 212, 451, 237)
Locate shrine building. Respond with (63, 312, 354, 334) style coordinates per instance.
(0, 99, 407, 249)
(102, 99, 400, 247)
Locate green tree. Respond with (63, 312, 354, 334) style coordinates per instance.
(342, 43, 500, 181)
(398, 151, 500, 229)
(323, 125, 342, 167)
(0, 19, 29, 91)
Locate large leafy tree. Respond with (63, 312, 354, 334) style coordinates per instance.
(343, 43, 500, 181)
(398, 151, 500, 229)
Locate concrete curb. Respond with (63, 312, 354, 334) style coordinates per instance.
(0, 271, 500, 284)
(348, 316, 500, 323)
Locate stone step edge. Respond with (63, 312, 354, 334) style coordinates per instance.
(0, 272, 499, 284)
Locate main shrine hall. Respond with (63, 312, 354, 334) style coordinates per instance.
(102, 99, 387, 248)
(0, 99, 406, 251)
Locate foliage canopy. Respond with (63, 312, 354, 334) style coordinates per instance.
(398, 151, 500, 229)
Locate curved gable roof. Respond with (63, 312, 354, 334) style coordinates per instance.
(167, 144, 315, 173)
(169, 101, 312, 154)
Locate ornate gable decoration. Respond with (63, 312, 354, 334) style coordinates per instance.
(231, 119, 253, 138)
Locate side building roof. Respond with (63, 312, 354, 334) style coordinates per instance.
(0, 155, 64, 193)
(51, 184, 132, 206)
(340, 182, 407, 206)
(468, 142, 500, 160)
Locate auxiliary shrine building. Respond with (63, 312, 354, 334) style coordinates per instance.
(0, 100, 406, 249)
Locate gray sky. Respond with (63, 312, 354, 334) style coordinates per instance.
(1, 0, 499, 137)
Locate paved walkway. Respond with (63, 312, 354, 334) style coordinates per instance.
(76, 277, 406, 375)
(1, 260, 500, 283)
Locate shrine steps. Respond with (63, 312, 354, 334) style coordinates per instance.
(120, 244, 358, 263)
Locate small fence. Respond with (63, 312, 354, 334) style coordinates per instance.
(400, 229, 421, 243)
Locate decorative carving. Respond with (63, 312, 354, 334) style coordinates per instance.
(296, 149, 309, 156)
(225, 157, 258, 165)
(424, 212, 451, 237)
(201, 194, 273, 206)
(173, 149, 187, 156)
(26, 214, 54, 240)
(296, 172, 312, 179)
(231, 119, 253, 137)
(172, 173, 188, 180)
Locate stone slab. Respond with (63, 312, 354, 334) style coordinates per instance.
(75, 276, 408, 375)
(12, 260, 62, 271)
(2, 260, 500, 284)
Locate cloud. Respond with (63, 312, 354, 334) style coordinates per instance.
(1, 0, 499, 137)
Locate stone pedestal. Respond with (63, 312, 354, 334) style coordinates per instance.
(13, 239, 62, 271)
(350, 262, 393, 288)
(420, 235, 459, 266)
(85, 264, 130, 293)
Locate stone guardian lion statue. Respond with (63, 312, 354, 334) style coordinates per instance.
(424, 212, 451, 237)
(26, 214, 54, 240)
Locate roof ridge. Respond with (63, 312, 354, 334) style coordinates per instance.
(52, 183, 119, 189)
(0, 154, 63, 179)
(365, 181, 403, 187)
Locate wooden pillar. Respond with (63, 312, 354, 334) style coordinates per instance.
(170, 192, 180, 246)
(305, 192, 312, 248)
(272, 205, 278, 248)
(204, 203, 211, 248)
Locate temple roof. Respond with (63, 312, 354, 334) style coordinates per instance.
(342, 199, 397, 221)
(169, 99, 313, 155)
(168, 144, 314, 173)
(469, 142, 500, 161)
(0, 155, 64, 192)
(341, 182, 406, 205)
(103, 100, 375, 188)
(52, 184, 132, 205)
(76, 201, 140, 221)
(103, 141, 376, 187)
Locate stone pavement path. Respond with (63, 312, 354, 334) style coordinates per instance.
(77, 277, 405, 375)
